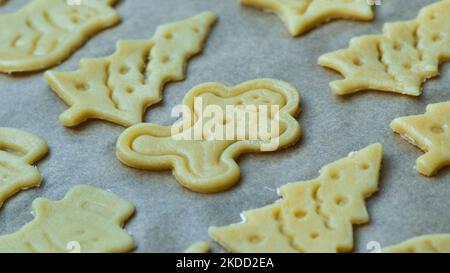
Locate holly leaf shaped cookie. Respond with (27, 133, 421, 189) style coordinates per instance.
(0, 0, 120, 73)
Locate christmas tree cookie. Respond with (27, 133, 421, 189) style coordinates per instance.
(319, 0, 450, 96)
(45, 11, 217, 127)
(0, 0, 120, 73)
(391, 101, 450, 176)
(0, 185, 135, 253)
(0, 128, 48, 208)
(384, 234, 450, 253)
(116, 79, 301, 193)
(241, 0, 374, 37)
(209, 144, 382, 253)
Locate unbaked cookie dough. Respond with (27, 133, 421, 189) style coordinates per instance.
(45, 11, 217, 127)
(209, 144, 382, 253)
(184, 242, 210, 253)
(383, 234, 450, 253)
(319, 0, 450, 96)
(0, 0, 120, 73)
(0, 185, 135, 253)
(241, 0, 373, 37)
(116, 79, 301, 193)
(391, 101, 450, 176)
(0, 127, 48, 208)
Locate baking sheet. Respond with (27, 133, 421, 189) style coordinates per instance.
(0, 0, 449, 253)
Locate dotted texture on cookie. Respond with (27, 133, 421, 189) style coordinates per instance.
(45, 11, 217, 127)
(240, 0, 373, 37)
(319, 0, 450, 96)
(0, 128, 48, 208)
(391, 101, 450, 176)
(209, 144, 382, 253)
(383, 234, 450, 253)
(0, 0, 120, 73)
(0, 185, 135, 253)
(116, 79, 301, 193)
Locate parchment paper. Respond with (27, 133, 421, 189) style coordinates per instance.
(0, 0, 449, 253)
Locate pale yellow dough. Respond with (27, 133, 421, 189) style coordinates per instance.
(0, 0, 120, 73)
(0, 128, 48, 208)
(391, 101, 450, 176)
(383, 234, 450, 253)
(209, 144, 382, 253)
(0, 185, 135, 253)
(241, 0, 373, 37)
(184, 242, 210, 253)
(319, 0, 450, 96)
(116, 79, 301, 193)
(45, 11, 217, 127)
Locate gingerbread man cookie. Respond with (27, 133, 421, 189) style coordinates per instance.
(116, 79, 301, 193)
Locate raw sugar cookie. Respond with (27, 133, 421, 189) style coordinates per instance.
(0, 0, 120, 73)
(184, 242, 210, 253)
(116, 79, 301, 193)
(45, 11, 217, 127)
(241, 0, 373, 37)
(383, 234, 450, 253)
(391, 101, 450, 176)
(319, 0, 450, 96)
(0, 185, 135, 253)
(0, 128, 48, 208)
(209, 144, 382, 253)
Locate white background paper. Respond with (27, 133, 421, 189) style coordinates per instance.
(0, 0, 448, 252)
